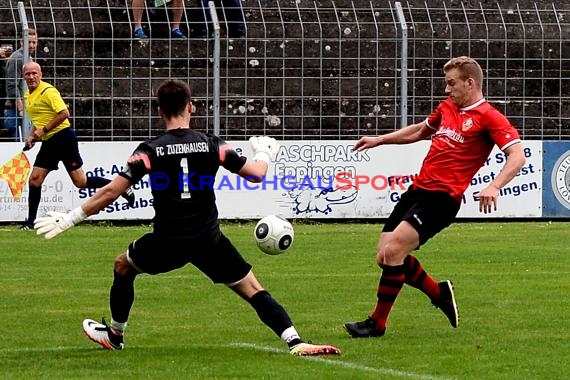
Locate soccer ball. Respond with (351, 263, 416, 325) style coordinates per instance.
(254, 215, 294, 255)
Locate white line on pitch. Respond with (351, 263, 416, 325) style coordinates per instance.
(0, 342, 456, 380)
(229, 342, 455, 380)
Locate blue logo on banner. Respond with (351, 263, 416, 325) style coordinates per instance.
(542, 142, 570, 216)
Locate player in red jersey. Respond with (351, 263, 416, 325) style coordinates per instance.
(344, 56, 526, 337)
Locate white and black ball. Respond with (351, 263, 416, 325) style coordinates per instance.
(254, 215, 294, 255)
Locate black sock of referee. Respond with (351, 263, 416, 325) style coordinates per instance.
(26, 185, 41, 224)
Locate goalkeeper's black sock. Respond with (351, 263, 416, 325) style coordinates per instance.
(27, 185, 41, 224)
(86, 176, 111, 188)
(249, 290, 294, 337)
(110, 270, 136, 323)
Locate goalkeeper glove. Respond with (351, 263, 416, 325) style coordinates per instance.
(34, 207, 87, 240)
(249, 136, 280, 163)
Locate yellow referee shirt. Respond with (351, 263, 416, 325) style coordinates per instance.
(24, 80, 70, 140)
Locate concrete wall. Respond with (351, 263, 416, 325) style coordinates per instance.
(0, 0, 568, 140)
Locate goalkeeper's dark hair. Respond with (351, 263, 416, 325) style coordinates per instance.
(156, 79, 192, 119)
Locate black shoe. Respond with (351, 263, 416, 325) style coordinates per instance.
(20, 223, 34, 230)
(121, 188, 135, 207)
(432, 280, 459, 328)
(344, 317, 385, 338)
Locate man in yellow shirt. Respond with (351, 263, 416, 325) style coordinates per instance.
(21, 62, 134, 229)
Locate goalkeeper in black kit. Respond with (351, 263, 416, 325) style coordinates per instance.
(34, 79, 341, 357)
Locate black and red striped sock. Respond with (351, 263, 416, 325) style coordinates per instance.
(370, 264, 405, 331)
(403, 255, 440, 300)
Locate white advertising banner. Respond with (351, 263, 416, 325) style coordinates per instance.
(217, 140, 542, 219)
(0, 140, 542, 221)
(456, 142, 541, 218)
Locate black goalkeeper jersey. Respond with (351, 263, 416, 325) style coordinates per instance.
(121, 128, 246, 239)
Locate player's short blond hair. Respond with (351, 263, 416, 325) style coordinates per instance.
(443, 56, 483, 89)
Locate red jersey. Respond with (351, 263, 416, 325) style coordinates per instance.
(414, 98, 521, 201)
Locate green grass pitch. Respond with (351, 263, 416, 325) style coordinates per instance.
(1, 221, 569, 379)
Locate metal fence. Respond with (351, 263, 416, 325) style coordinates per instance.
(0, 0, 568, 141)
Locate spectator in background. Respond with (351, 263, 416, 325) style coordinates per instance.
(0, 45, 8, 136)
(131, 0, 187, 39)
(191, 0, 244, 38)
(4, 29, 38, 141)
(20, 62, 135, 229)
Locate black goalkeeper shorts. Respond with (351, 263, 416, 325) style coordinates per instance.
(127, 232, 252, 284)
